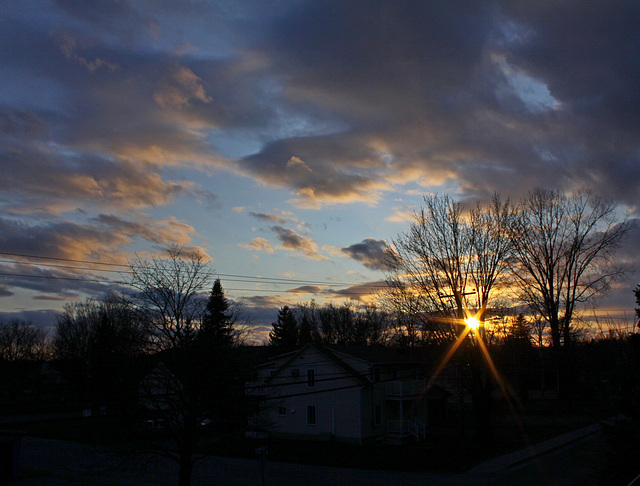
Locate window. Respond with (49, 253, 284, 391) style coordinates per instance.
(278, 406, 287, 416)
(307, 369, 315, 387)
(374, 405, 382, 426)
(307, 405, 316, 425)
(291, 368, 300, 378)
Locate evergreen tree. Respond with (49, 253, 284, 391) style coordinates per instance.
(297, 313, 314, 345)
(269, 306, 298, 346)
(201, 279, 234, 347)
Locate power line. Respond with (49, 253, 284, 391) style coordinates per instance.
(0, 259, 124, 274)
(0, 271, 383, 296)
(0, 251, 128, 268)
(0, 271, 121, 285)
(0, 259, 371, 289)
(0, 250, 378, 289)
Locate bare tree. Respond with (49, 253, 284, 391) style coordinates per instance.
(468, 194, 516, 324)
(384, 194, 515, 339)
(52, 295, 148, 413)
(53, 295, 148, 362)
(124, 246, 215, 486)
(125, 246, 213, 351)
(53, 301, 99, 362)
(0, 319, 48, 361)
(510, 189, 631, 350)
(384, 194, 515, 437)
(285, 302, 390, 346)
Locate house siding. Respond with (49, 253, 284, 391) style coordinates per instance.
(264, 347, 364, 441)
(247, 344, 433, 444)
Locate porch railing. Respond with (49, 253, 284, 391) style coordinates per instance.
(387, 418, 426, 440)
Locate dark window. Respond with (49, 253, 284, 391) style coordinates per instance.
(374, 405, 382, 425)
(307, 369, 315, 387)
(291, 368, 300, 378)
(307, 405, 316, 425)
(278, 406, 287, 416)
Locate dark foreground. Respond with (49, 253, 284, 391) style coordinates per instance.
(4, 424, 612, 486)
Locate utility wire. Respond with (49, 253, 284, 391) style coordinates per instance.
(0, 271, 121, 285)
(0, 271, 383, 296)
(0, 259, 124, 274)
(0, 251, 379, 288)
(0, 251, 128, 268)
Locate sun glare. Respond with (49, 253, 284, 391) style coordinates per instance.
(465, 316, 480, 329)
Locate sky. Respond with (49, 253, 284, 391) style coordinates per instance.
(1, 0, 639, 340)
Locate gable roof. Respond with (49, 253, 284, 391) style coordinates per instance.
(264, 343, 370, 385)
(262, 343, 426, 386)
(323, 344, 423, 367)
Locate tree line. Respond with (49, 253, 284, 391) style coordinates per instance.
(267, 188, 633, 354)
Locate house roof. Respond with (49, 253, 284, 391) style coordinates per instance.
(262, 343, 425, 386)
(322, 344, 423, 366)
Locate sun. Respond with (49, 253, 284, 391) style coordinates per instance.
(465, 316, 480, 330)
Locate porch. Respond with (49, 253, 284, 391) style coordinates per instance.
(386, 418, 426, 442)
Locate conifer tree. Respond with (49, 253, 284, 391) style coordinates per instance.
(201, 279, 234, 347)
(269, 306, 298, 346)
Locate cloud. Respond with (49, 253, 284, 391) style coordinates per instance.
(386, 208, 415, 223)
(270, 226, 329, 261)
(0, 261, 117, 300)
(329, 281, 387, 303)
(3, 1, 640, 324)
(0, 142, 188, 216)
(0, 212, 199, 297)
(240, 237, 274, 254)
(0, 285, 14, 298)
(240, 135, 395, 208)
(286, 285, 327, 294)
(153, 64, 212, 109)
(0, 309, 62, 330)
(55, 31, 119, 73)
(5, 0, 640, 214)
(340, 238, 392, 271)
(249, 212, 290, 225)
(231, 1, 640, 209)
(0, 107, 49, 139)
(89, 214, 195, 247)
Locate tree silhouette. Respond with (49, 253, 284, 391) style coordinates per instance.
(384, 193, 514, 344)
(384, 193, 514, 437)
(52, 295, 148, 413)
(125, 246, 214, 486)
(200, 279, 234, 348)
(511, 189, 630, 350)
(268, 306, 298, 346)
(510, 189, 631, 399)
(0, 319, 48, 362)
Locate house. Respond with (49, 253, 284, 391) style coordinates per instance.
(246, 343, 449, 444)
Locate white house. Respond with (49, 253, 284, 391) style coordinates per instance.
(246, 343, 448, 444)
